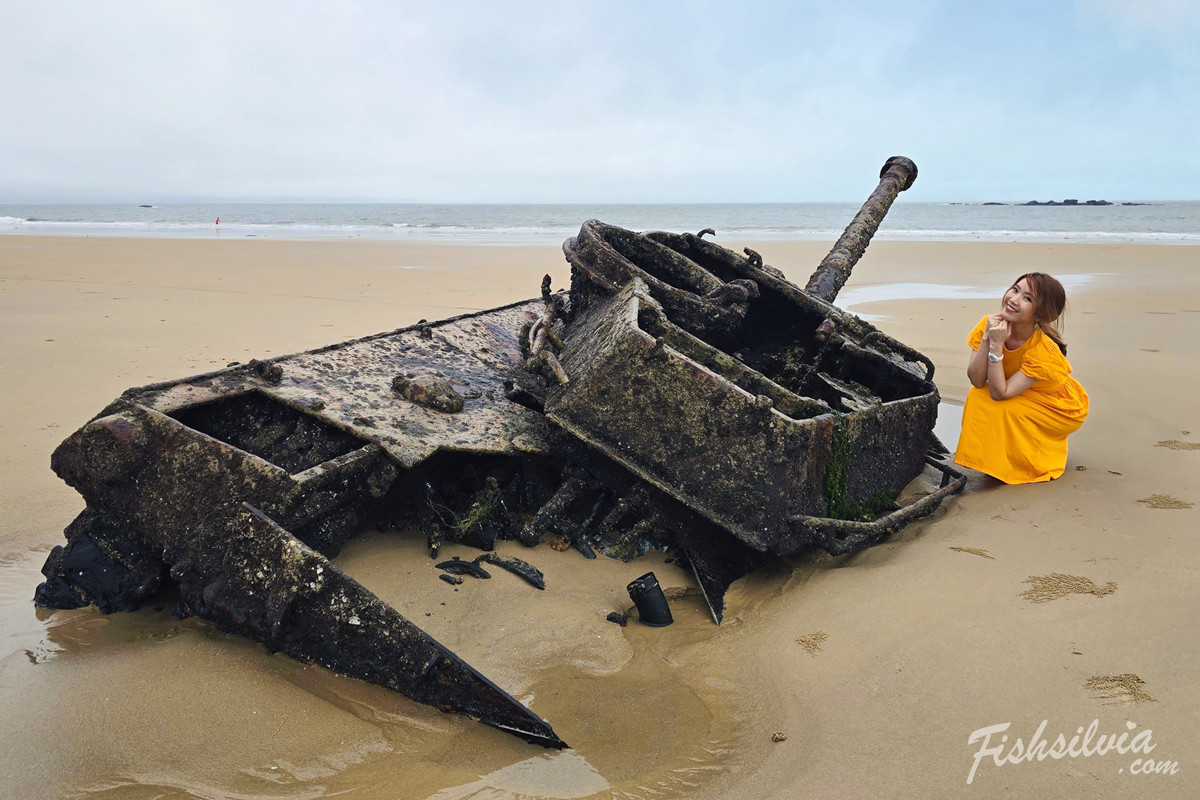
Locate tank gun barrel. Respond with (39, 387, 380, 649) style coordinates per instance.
(804, 156, 917, 303)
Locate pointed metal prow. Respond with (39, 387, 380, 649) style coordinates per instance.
(237, 504, 568, 748)
(40, 407, 566, 749)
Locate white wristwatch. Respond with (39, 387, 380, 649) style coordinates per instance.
(987, 351, 1003, 363)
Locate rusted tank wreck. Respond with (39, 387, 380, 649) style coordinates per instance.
(35, 156, 964, 748)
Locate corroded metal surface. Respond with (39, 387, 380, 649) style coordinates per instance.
(119, 300, 557, 468)
(34, 299, 746, 741)
(37, 303, 569, 746)
(542, 278, 938, 554)
(805, 155, 918, 303)
(546, 157, 959, 556)
(35, 156, 963, 748)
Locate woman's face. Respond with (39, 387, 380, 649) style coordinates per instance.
(1001, 278, 1037, 325)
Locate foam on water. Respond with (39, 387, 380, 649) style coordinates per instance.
(835, 274, 1095, 321)
(2, 202, 1198, 243)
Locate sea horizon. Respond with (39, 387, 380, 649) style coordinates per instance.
(3, 200, 1198, 245)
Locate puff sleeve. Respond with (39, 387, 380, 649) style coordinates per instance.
(1019, 336, 1071, 388)
(966, 316, 988, 350)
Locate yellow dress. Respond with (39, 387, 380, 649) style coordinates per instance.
(954, 316, 1089, 484)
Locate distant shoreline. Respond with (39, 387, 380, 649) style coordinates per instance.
(3, 201, 1197, 245)
(978, 199, 1151, 207)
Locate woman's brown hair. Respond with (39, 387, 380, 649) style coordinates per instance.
(1014, 272, 1068, 354)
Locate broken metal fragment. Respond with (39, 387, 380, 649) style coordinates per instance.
(671, 519, 763, 625)
(248, 358, 284, 384)
(626, 572, 673, 627)
(436, 557, 491, 579)
(476, 553, 546, 590)
(393, 372, 465, 413)
(516, 470, 587, 546)
(439, 573, 464, 586)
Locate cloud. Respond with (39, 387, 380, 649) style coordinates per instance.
(1076, 0, 1200, 58)
(1078, 0, 1200, 34)
(1, 1, 1197, 201)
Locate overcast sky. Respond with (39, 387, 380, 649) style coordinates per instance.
(2, 0, 1198, 203)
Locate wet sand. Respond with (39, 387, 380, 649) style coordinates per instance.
(2, 235, 1198, 798)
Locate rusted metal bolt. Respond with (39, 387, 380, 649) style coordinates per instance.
(75, 415, 148, 481)
(247, 358, 283, 384)
(753, 395, 775, 414)
(392, 373, 464, 413)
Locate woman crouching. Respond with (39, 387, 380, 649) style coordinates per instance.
(955, 273, 1089, 483)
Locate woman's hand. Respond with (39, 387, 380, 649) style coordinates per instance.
(985, 314, 1009, 349)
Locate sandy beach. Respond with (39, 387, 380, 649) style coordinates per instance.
(2, 234, 1198, 799)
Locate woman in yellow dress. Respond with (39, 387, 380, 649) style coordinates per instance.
(954, 273, 1089, 483)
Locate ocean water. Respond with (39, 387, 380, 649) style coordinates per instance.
(1, 201, 1197, 244)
